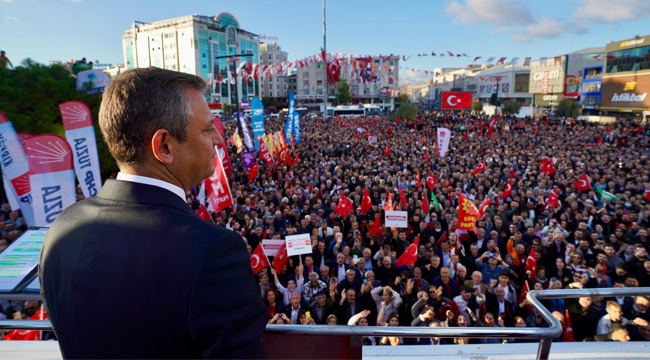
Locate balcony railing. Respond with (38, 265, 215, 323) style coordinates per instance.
(1, 287, 648, 360)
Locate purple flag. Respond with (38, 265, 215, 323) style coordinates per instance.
(242, 151, 256, 170)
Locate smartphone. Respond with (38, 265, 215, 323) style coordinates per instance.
(305, 311, 311, 319)
(550, 277, 557, 283)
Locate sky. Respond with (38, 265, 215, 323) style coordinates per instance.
(2, 0, 650, 83)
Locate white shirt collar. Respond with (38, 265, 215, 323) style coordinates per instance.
(116, 172, 186, 202)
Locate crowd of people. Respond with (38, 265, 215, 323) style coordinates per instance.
(194, 111, 650, 345)
(2, 108, 650, 346)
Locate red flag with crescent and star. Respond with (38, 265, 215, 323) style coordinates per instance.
(396, 235, 420, 267)
(545, 189, 560, 209)
(197, 204, 213, 222)
(272, 242, 290, 274)
(2, 305, 48, 340)
(472, 160, 487, 176)
(335, 193, 354, 218)
(502, 178, 513, 200)
(487, 115, 499, 138)
(526, 247, 537, 279)
(424, 150, 429, 163)
(478, 198, 491, 218)
(564, 309, 575, 342)
(426, 173, 438, 191)
(250, 243, 270, 274)
(368, 213, 384, 237)
(360, 188, 372, 215)
(518, 280, 533, 311)
(574, 174, 591, 193)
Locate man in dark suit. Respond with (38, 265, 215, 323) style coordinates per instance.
(39, 68, 267, 359)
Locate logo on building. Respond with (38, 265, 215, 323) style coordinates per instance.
(611, 93, 647, 102)
(532, 70, 560, 81)
(623, 82, 637, 91)
(542, 95, 559, 101)
(620, 38, 645, 47)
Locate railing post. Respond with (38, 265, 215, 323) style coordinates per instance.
(537, 338, 553, 360)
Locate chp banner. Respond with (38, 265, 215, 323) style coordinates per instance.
(441, 91, 472, 110)
(251, 97, 265, 151)
(0, 111, 35, 226)
(236, 112, 255, 152)
(24, 135, 76, 227)
(285, 233, 312, 257)
(436, 127, 451, 157)
(204, 150, 234, 213)
(59, 101, 102, 198)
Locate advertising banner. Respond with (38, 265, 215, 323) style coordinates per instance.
(601, 74, 650, 110)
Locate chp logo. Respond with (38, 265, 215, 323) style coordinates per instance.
(441, 91, 472, 110)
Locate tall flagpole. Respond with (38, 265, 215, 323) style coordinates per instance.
(323, 0, 328, 120)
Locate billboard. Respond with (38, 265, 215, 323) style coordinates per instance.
(441, 91, 472, 110)
(601, 73, 650, 110)
(564, 52, 604, 98)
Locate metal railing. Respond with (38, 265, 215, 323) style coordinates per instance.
(1, 287, 649, 360)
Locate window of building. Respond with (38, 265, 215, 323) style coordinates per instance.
(606, 45, 650, 73)
(582, 82, 601, 93)
(226, 26, 237, 45)
(582, 95, 600, 106)
(585, 68, 602, 79)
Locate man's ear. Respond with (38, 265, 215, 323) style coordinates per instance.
(151, 129, 174, 165)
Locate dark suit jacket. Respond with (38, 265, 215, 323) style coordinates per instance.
(39, 180, 268, 359)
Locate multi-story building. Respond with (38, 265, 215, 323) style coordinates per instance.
(294, 55, 400, 112)
(580, 65, 603, 114)
(600, 34, 650, 121)
(528, 47, 604, 114)
(122, 12, 260, 106)
(259, 42, 288, 101)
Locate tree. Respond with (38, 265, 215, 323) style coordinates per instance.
(396, 93, 409, 103)
(501, 99, 522, 116)
(336, 80, 351, 105)
(472, 99, 483, 113)
(489, 93, 500, 107)
(554, 99, 580, 119)
(392, 103, 418, 121)
(0, 60, 116, 176)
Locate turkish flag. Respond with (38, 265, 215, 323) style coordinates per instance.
(487, 115, 499, 138)
(396, 235, 420, 267)
(368, 213, 383, 237)
(335, 193, 354, 218)
(563, 309, 575, 342)
(540, 158, 556, 175)
(645, 191, 650, 202)
(545, 189, 560, 209)
(197, 204, 212, 222)
(272, 242, 290, 274)
(441, 91, 472, 110)
(472, 160, 487, 176)
(3, 305, 48, 340)
(426, 173, 438, 191)
(415, 171, 421, 190)
(399, 187, 407, 208)
(518, 280, 533, 311)
(421, 191, 429, 215)
(386, 126, 393, 135)
(424, 151, 429, 163)
(360, 188, 372, 215)
(525, 247, 537, 279)
(250, 243, 270, 275)
(478, 198, 491, 218)
(383, 146, 391, 157)
(501, 178, 513, 200)
(248, 161, 258, 181)
(574, 174, 591, 193)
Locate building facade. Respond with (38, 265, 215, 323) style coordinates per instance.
(600, 34, 650, 121)
(294, 55, 400, 112)
(580, 65, 603, 114)
(122, 13, 261, 106)
(259, 42, 288, 100)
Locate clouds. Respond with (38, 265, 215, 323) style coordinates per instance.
(573, 0, 650, 23)
(446, 0, 650, 43)
(446, 0, 534, 26)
